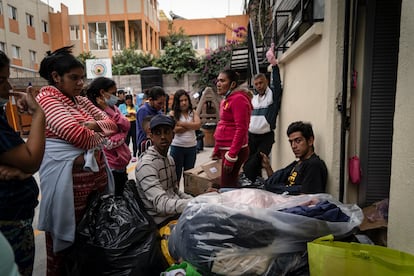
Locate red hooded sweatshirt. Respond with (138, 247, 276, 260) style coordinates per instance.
(214, 89, 253, 161)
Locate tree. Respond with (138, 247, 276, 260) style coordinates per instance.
(112, 47, 154, 75)
(153, 23, 198, 80)
(76, 51, 96, 67)
(194, 45, 233, 90)
(194, 27, 247, 90)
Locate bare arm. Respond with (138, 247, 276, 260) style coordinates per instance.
(176, 111, 201, 131)
(170, 110, 186, 134)
(0, 88, 45, 174)
(260, 152, 274, 178)
(0, 165, 32, 180)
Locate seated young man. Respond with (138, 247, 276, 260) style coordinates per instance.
(261, 121, 328, 195)
(134, 114, 193, 226)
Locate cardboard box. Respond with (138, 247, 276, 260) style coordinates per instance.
(184, 160, 221, 196)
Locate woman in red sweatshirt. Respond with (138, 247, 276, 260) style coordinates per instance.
(212, 69, 253, 188)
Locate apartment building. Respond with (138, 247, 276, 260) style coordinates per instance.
(54, 0, 160, 59)
(0, 0, 52, 77)
(159, 14, 249, 56)
(0, 0, 246, 75)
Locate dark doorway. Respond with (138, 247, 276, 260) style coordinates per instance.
(359, 0, 401, 206)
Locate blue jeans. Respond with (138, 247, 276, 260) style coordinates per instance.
(170, 145, 197, 182)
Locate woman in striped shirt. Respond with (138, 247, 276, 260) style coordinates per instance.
(35, 46, 118, 276)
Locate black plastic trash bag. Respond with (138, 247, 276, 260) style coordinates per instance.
(65, 180, 168, 275)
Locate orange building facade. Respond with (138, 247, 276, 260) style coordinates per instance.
(0, 0, 247, 74)
(0, 0, 51, 77)
(50, 2, 248, 59)
(159, 15, 248, 56)
(52, 0, 161, 59)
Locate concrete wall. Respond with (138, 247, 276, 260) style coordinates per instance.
(388, 0, 414, 254)
(111, 73, 201, 95)
(10, 73, 203, 96)
(84, 0, 106, 15)
(0, 0, 51, 72)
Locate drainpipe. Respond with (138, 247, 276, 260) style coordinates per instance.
(339, 0, 351, 202)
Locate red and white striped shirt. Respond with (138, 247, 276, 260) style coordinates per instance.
(36, 86, 118, 150)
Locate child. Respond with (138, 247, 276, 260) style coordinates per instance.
(139, 115, 153, 156)
(136, 86, 166, 149)
(119, 94, 138, 162)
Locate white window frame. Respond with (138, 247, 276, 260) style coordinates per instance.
(42, 20, 48, 32)
(8, 5, 17, 20)
(29, 50, 36, 63)
(0, 42, 5, 52)
(69, 25, 80, 40)
(11, 45, 20, 59)
(88, 22, 108, 50)
(26, 13, 34, 26)
(191, 35, 205, 50)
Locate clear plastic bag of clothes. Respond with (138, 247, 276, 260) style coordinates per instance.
(168, 189, 363, 276)
(65, 181, 168, 276)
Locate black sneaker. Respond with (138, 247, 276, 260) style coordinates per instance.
(238, 173, 253, 187)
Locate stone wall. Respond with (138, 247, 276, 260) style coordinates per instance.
(9, 73, 203, 96)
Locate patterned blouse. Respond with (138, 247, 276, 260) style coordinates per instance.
(36, 86, 117, 149)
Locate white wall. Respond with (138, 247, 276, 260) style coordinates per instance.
(273, 1, 345, 198)
(388, 0, 414, 254)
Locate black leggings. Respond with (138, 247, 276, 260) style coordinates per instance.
(243, 131, 275, 182)
(125, 120, 137, 157)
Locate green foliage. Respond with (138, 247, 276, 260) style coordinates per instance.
(153, 23, 198, 80)
(76, 51, 96, 66)
(193, 27, 247, 90)
(193, 44, 235, 89)
(112, 47, 154, 75)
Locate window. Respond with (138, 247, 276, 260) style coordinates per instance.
(26, 13, 34, 26)
(88, 22, 108, 50)
(272, 0, 324, 52)
(70, 25, 80, 40)
(11, 45, 20, 59)
(8, 5, 17, 20)
(42, 20, 48, 32)
(190, 36, 198, 49)
(190, 35, 205, 50)
(29, 50, 36, 64)
(0, 42, 5, 52)
(208, 34, 225, 50)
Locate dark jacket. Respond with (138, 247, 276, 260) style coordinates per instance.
(264, 154, 327, 195)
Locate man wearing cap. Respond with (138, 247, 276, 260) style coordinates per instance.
(135, 114, 193, 226)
